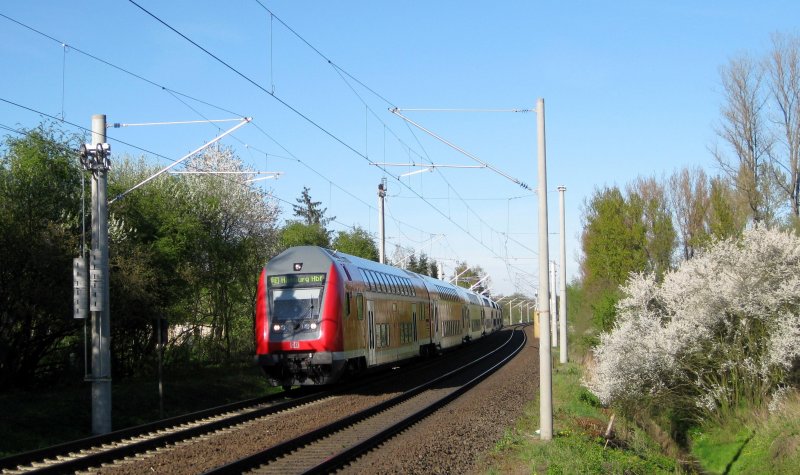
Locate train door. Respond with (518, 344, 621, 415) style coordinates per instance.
(412, 303, 418, 342)
(367, 299, 376, 365)
(433, 300, 439, 340)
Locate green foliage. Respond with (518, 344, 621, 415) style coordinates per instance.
(486, 361, 678, 474)
(689, 391, 800, 474)
(293, 186, 334, 227)
(331, 226, 378, 261)
(0, 124, 83, 386)
(592, 290, 620, 333)
(451, 260, 487, 291)
(279, 221, 330, 248)
(690, 424, 752, 474)
(581, 187, 648, 292)
(1, 129, 281, 387)
(708, 177, 744, 241)
(404, 251, 439, 277)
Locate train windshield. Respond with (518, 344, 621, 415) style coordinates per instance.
(271, 288, 322, 321)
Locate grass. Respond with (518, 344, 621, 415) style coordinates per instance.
(482, 357, 680, 474)
(689, 390, 800, 474)
(0, 363, 280, 458)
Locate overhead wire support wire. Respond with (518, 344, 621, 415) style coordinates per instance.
(393, 108, 535, 113)
(389, 108, 532, 191)
(0, 12, 245, 119)
(111, 118, 244, 128)
(250, 5, 531, 272)
(129, 1, 538, 280)
(0, 11, 426, 243)
(109, 117, 252, 204)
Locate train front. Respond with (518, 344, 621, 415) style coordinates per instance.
(255, 246, 344, 387)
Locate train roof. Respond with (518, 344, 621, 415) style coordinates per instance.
(267, 246, 498, 308)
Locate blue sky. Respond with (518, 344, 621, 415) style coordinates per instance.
(2, 1, 799, 296)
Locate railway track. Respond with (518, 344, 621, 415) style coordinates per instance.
(0, 387, 330, 475)
(0, 328, 521, 474)
(208, 326, 526, 475)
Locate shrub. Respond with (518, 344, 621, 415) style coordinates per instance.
(585, 227, 800, 422)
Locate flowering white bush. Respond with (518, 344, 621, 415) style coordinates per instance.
(585, 227, 800, 419)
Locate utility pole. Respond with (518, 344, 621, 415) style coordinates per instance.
(558, 186, 568, 363)
(80, 114, 112, 435)
(378, 178, 386, 264)
(550, 260, 558, 347)
(536, 97, 553, 441)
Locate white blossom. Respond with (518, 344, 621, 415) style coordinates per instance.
(585, 227, 800, 417)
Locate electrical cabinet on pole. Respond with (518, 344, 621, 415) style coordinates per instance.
(80, 114, 112, 435)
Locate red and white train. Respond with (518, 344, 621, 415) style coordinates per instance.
(255, 246, 503, 387)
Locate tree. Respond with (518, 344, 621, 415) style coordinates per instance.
(428, 260, 439, 279)
(627, 176, 676, 280)
(707, 177, 745, 241)
(279, 221, 330, 248)
(293, 186, 334, 227)
(669, 167, 710, 260)
(110, 147, 280, 365)
(332, 226, 378, 261)
(714, 54, 774, 225)
(580, 186, 648, 330)
(766, 33, 800, 218)
(452, 261, 488, 292)
(0, 124, 83, 385)
(581, 186, 648, 292)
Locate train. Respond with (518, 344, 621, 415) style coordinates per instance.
(254, 246, 504, 387)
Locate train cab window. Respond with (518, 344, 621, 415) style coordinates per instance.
(271, 287, 322, 322)
(356, 293, 364, 320)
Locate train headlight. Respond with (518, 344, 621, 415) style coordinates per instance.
(310, 322, 318, 330)
(272, 324, 282, 332)
(302, 322, 310, 330)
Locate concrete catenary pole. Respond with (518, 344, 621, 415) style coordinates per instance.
(89, 114, 111, 434)
(378, 179, 387, 264)
(506, 298, 517, 326)
(550, 260, 557, 347)
(558, 186, 568, 363)
(536, 98, 553, 440)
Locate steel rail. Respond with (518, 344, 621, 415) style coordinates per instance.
(205, 327, 525, 474)
(0, 388, 325, 474)
(0, 335, 485, 474)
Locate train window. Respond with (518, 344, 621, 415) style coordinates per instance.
(345, 292, 351, 316)
(377, 323, 390, 348)
(357, 294, 364, 320)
